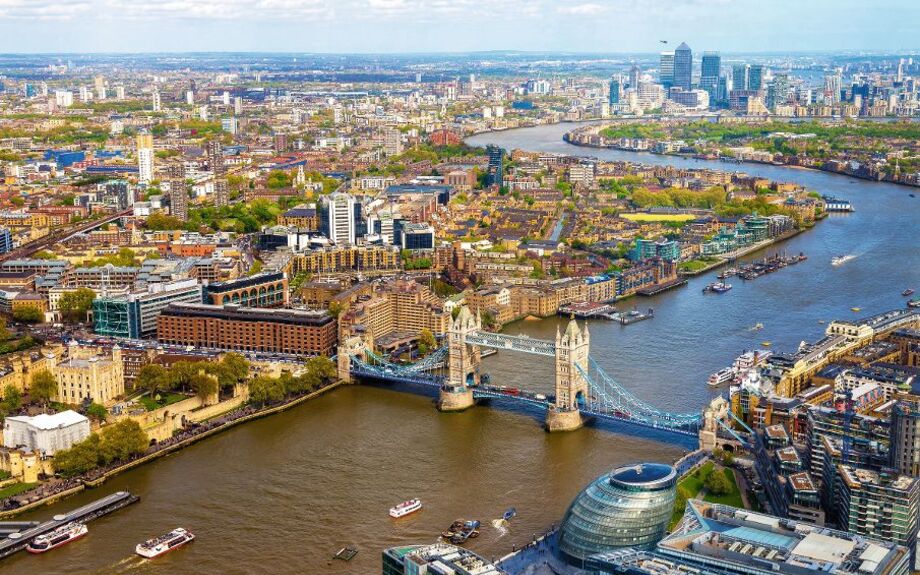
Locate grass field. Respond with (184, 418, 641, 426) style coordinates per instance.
(0, 482, 37, 499)
(138, 392, 189, 412)
(703, 468, 745, 508)
(669, 462, 744, 529)
(620, 213, 696, 222)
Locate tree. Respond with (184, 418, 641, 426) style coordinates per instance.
(220, 353, 250, 385)
(1, 384, 22, 413)
(12, 306, 43, 323)
(86, 403, 108, 422)
(704, 468, 732, 496)
(98, 420, 148, 464)
(306, 356, 337, 383)
(59, 288, 96, 322)
(248, 376, 285, 406)
(30, 370, 57, 407)
(136, 364, 168, 395)
(54, 434, 101, 477)
(0, 316, 10, 341)
(190, 373, 219, 400)
(418, 329, 437, 355)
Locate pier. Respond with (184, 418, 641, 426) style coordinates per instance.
(0, 491, 139, 560)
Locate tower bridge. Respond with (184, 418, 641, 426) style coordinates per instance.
(341, 306, 731, 446)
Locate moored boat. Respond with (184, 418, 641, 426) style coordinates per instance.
(909, 298, 920, 309)
(903, 288, 915, 297)
(703, 281, 732, 294)
(708, 367, 735, 387)
(26, 522, 87, 554)
(389, 498, 423, 519)
(135, 527, 195, 559)
(502, 507, 517, 521)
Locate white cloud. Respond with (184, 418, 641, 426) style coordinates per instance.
(557, 2, 609, 15)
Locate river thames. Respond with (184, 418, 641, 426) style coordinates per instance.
(6, 123, 919, 575)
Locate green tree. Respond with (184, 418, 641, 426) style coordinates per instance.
(1, 384, 22, 412)
(136, 364, 169, 395)
(305, 356, 337, 383)
(190, 373, 219, 400)
(12, 306, 43, 323)
(220, 353, 250, 385)
(29, 370, 57, 407)
(53, 434, 101, 477)
(418, 329, 437, 355)
(0, 316, 10, 341)
(704, 468, 731, 496)
(98, 420, 148, 464)
(86, 403, 108, 422)
(248, 376, 285, 406)
(58, 288, 96, 322)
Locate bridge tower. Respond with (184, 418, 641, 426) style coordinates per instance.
(546, 319, 590, 431)
(698, 396, 730, 451)
(337, 335, 368, 383)
(439, 306, 480, 411)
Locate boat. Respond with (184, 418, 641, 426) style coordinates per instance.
(903, 289, 915, 297)
(831, 254, 855, 266)
(909, 298, 920, 308)
(389, 498, 423, 519)
(26, 522, 88, 554)
(502, 508, 517, 521)
(910, 193, 916, 198)
(851, 307, 861, 312)
(708, 367, 735, 387)
(732, 350, 772, 372)
(703, 282, 732, 294)
(750, 322, 764, 331)
(135, 527, 195, 559)
(761, 341, 772, 347)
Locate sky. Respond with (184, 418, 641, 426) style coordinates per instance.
(0, 0, 917, 54)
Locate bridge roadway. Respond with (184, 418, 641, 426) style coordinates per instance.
(0, 491, 138, 560)
(0, 209, 132, 264)
(348, 362, 700, 438)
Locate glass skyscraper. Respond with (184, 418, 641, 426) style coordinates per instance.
(700, 52, 721, 100)
(673, 42, 692, 91)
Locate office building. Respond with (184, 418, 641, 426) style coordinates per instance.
(834, 466, 919, 548)
(93, 278, 204, 339)
(890, 398, 920, 476)
(486, 145, 503, 189)
(382, 543, 504, 575)
(673, 42, 692, 91)
(3, 411, 90, 456)
(749, 64, 765, 92)
(608, 78, 621, 104)
(400, 223, 435, 251)
(156, 303, 337, 356)
(732, 64, 749, 91)
(0, 228, 11, 255)
(203, 272, 288, 308)
(700, 52, 721, 99)
(559, 463, 676, 568)
(137, 132, 154, 184)
(659, 51, 675, 88)
(319, 192, 357, 245)
(589, 500, 911, 575)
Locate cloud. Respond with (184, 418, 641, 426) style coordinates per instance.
(557, 2, 609, 15)
(0, 0, 92, 20)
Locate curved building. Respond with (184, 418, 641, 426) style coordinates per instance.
(559, 463, 677, 567)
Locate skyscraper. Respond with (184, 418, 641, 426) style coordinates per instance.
(629, 65, 641, 89)
(136, 132, 154, 184)
(749, 64, 765, 92)
(486, 145, 503, 189)
(608, 78, 621, 104)
(151, 90, 161, 112)
(732, 64, 750, 91)
(673, 42, 692, 91)
(659, 51, 675, 89)
(700, 52, 721, 100)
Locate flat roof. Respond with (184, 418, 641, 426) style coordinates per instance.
(6, 410, 88, 430)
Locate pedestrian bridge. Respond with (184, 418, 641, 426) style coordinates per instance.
(340, 307, 727, 446)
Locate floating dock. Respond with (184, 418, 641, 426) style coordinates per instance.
(0, 491, 139, 560)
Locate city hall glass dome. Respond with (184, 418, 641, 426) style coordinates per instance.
(558, 463, 677, 567)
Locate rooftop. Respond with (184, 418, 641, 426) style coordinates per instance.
(6, 410, 88, 430)
(383, 543, 504, 575)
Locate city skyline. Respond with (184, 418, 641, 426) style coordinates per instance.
(0, 0, 918, 54)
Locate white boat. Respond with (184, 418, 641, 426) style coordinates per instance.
(135, 527, 195, 559)
(708, 367, 735, 387)
(389, 498, 423, 518)
(831, 254, 855, 266)
(732, 349, 773, 372)
(27, 522, 88, 554)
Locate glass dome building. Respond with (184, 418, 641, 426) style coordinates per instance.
(558, 463, 677, 567)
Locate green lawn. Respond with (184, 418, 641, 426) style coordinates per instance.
(679, 259, 717, 273)
(703, 468, 745, 508)
(0, 482, 37, 499)
(670, 461, 714, 528)
(138, 392, 189, 411)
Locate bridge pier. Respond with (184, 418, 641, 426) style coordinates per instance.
(438, 385, 475, 411)
(545, 407, 584, 432)
(338, 336, 368, 384)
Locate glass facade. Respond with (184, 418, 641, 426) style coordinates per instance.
(559, 463, 676, 568)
